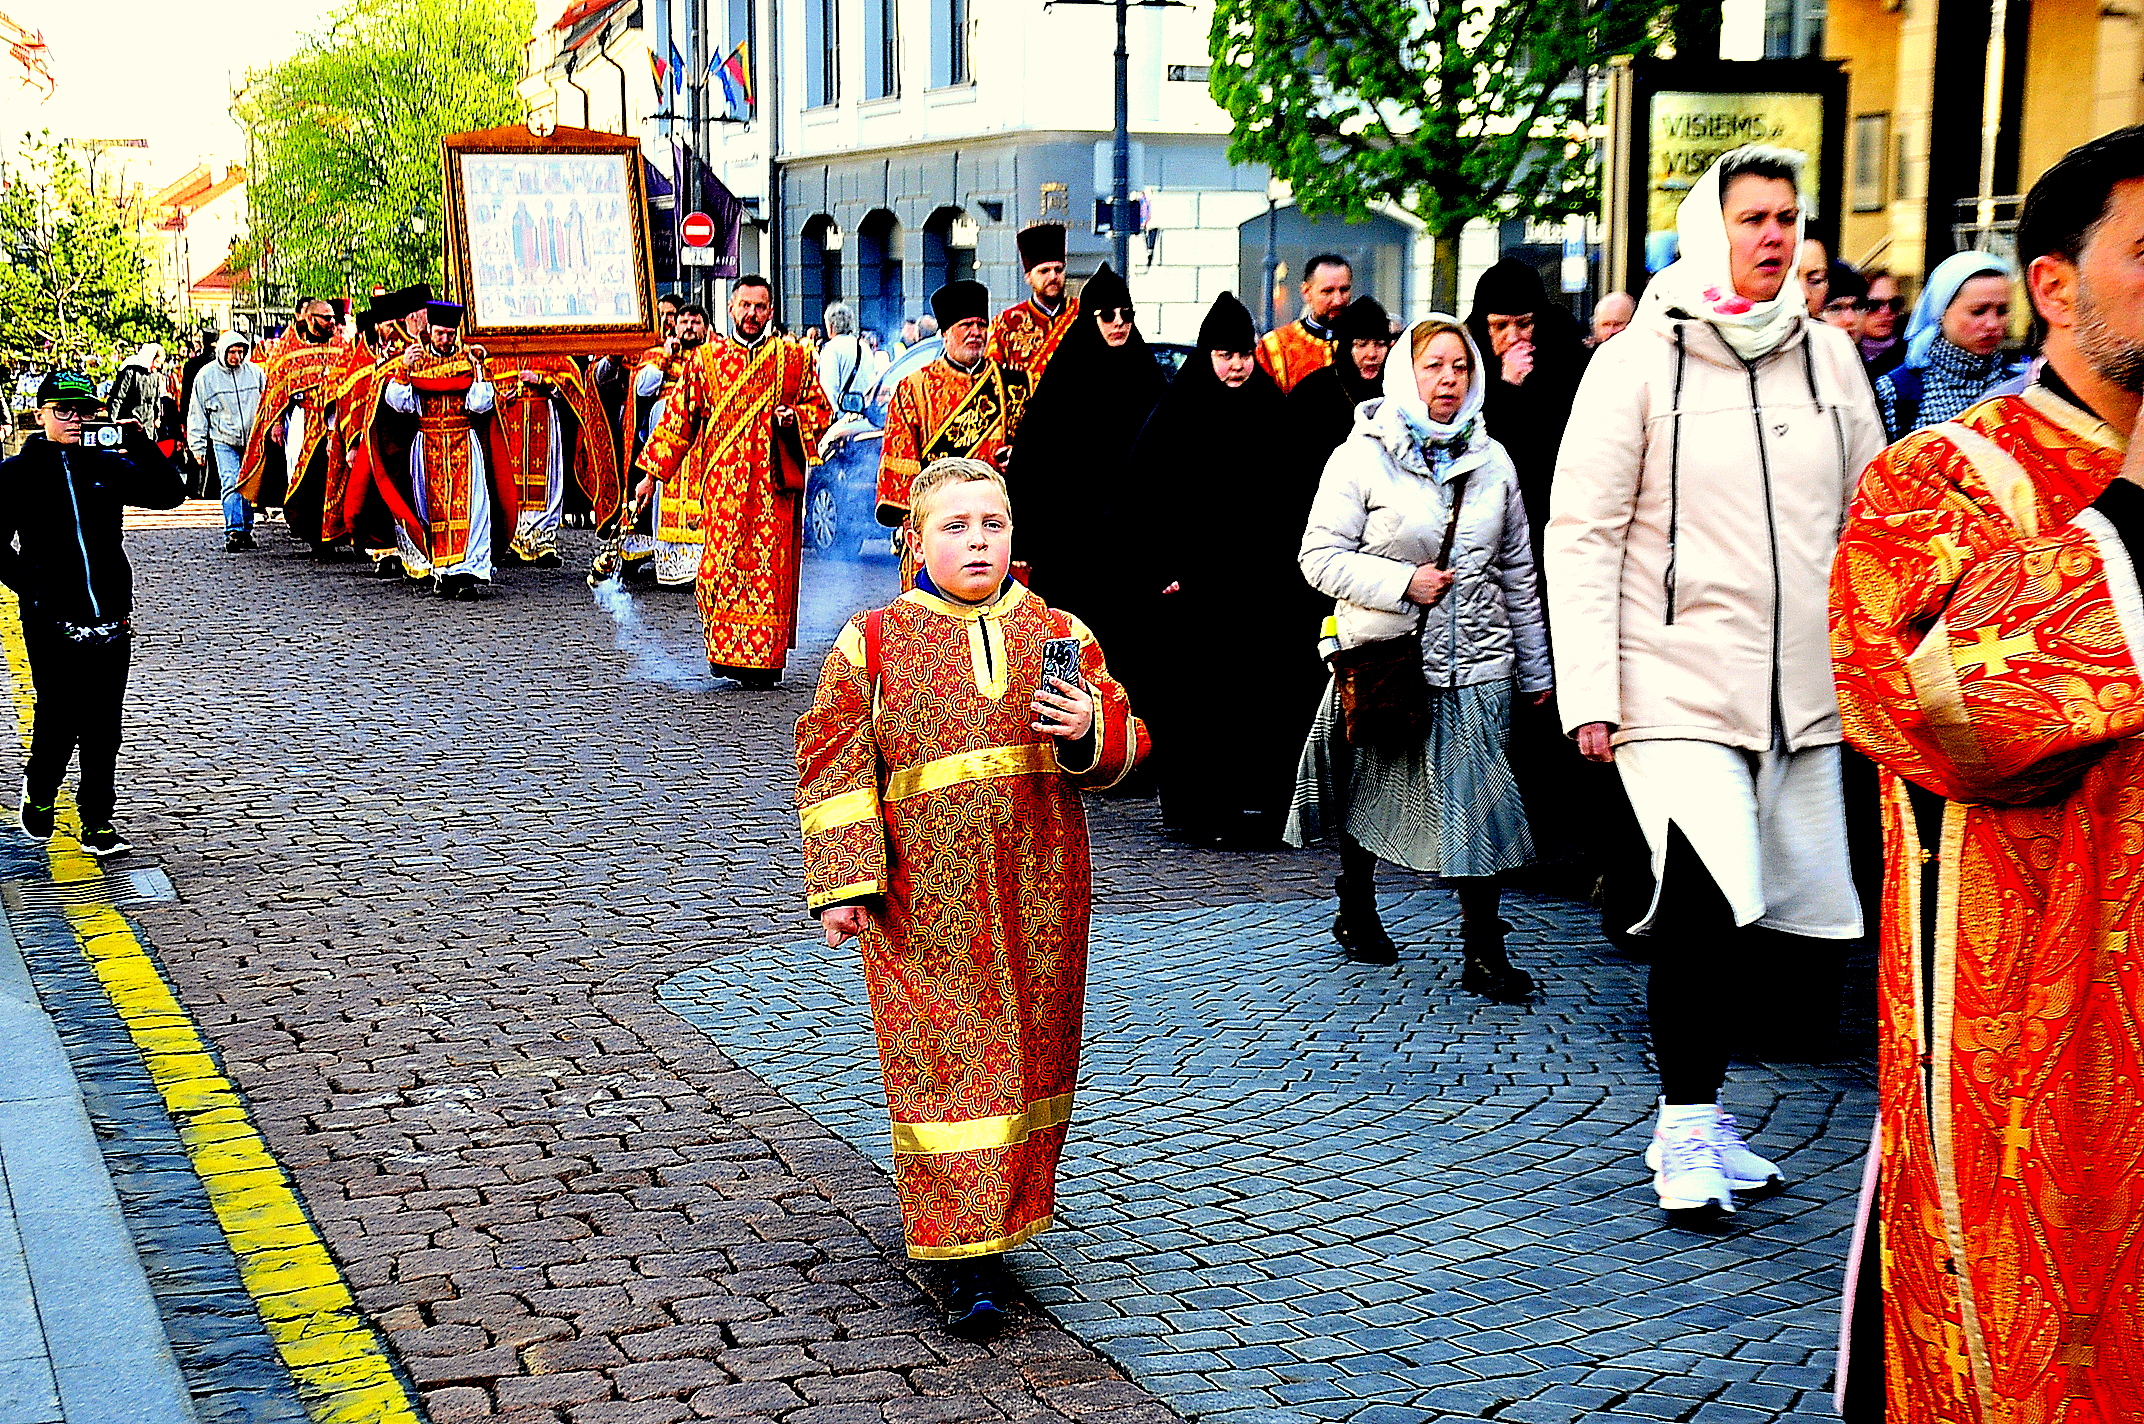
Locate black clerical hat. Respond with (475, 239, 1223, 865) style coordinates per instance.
(369, 284, 434, 322)
(1082, 263, 1130, 313)
(426, 300, 466, 329)
(930, 281, 990, 328)
(1197, 292, 1257, 353)
(1016, 222, 1066, 271)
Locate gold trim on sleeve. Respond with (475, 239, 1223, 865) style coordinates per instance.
(889, 1091, 1075, 1156)
(884, 742, 1055, 802)
(807, 877, 883, 911)
(799, 787, 881, 836)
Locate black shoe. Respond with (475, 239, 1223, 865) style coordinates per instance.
(1333, 873, 1398, 964)
(223, 532, 249, 554)
(18, 783, 54, 843)
(82, 825, 132, 860)
(455, 577, 488, 602)
(943, 1258, 1011, 1342)
(533, 551, 563, 569)
(1460, 919, 1538, 1003)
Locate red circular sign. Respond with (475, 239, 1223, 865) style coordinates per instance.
(680, 211, 716, 248)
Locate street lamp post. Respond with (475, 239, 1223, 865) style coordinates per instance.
(1047, 0, 1181, 275)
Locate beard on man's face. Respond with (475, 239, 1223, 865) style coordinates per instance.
(2076, 282, 2144, 394)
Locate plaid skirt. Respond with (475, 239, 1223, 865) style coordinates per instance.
(1283, 677, 1533, 878)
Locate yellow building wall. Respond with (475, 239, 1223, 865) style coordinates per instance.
(2019, 0, 2110, 190)
(1830, 0, 1904, 269)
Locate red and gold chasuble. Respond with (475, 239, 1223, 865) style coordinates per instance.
(403, 351, 497, 571)
(317, 343, 385, 545)
(238, 335, 348, 504)
(795, 583, 1148, 1258)
(876, 359, 1032, 523)
(1256, 318, 1334, 395)
(487, 356, 623, 532)
(1830, 387, 2144, 1422)
(638, 334, 832, 670)
(985, 296, 1080, 381)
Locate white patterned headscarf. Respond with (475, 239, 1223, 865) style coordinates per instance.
(1642, 145, 1809, 362)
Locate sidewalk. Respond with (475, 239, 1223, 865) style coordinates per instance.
(0, 891, 197, 1424)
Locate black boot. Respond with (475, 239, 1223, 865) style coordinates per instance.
(1460, 918, 1538, 1003)
(1332, 871, 1398, 964)
(943, 1255, 1011, 1341)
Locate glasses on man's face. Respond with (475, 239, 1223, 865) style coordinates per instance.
(1094, 308, 1135, 323)
(43, 406, 90, 422)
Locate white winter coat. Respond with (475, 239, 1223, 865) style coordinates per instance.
(1545, 305, 1883, 752)
(1298, 333, 1552, 693)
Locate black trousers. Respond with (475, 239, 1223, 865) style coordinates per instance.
(22, 618, 131, 828)
(1646, 824, 1844, 1104)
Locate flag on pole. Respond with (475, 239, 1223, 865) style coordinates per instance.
(648, 47, 668, 99)
(668, 41, 686, 97)
(0, 9, 55, 100)
(715, 42, 753, 118)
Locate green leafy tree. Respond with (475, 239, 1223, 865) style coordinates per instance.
(236, 0, 533, 309)
(0, 133, 175, 367)
(1209, 0, 1663, 312)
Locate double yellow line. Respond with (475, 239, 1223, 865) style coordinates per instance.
(0, 593, 423, 1424)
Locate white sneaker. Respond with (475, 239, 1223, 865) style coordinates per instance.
(1710, 1113, 1784, 1192)
(1647, 1116, 1734, 1214)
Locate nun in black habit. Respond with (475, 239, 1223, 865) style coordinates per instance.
(1136, 291, 1327, 848)
(1004, 263, 1166, 675)
(1287, 296, 1395, 466)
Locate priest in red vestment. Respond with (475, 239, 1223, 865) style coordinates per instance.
(797, 457, 1147, 1341)
(637, 277, 831, 685)
(1829, 126, 2144, 1423)
(879, 281, 1031, 583)
(488, 355, 621, 569)
(985, 222, 1079, 381)
(382, 301, 501, 600)
(238, 295, 348, 551)
(1256, 253, 1354, 394)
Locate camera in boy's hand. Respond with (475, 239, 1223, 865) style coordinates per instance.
(79, 420, 125, 450)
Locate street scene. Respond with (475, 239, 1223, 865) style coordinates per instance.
(0, 0, 2140, 1421)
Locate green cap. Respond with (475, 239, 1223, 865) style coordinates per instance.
(37, 371, 100, 408)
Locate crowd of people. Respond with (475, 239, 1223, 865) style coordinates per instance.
(4, 117, 2141, 1416)
(793, 129, 2144, 1424)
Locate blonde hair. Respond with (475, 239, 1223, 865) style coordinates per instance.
(1409, 318, 1471, 362)
(908, 457, 1011, 527)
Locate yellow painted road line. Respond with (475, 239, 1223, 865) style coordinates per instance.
(0, 592, 424, 1424)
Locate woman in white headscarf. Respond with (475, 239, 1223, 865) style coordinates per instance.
(1286, 315, 1551, 1003)
(1547, 146, 1884, 1221)
(1872, 248, 2028, 439)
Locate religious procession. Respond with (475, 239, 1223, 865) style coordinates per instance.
(4, 0, 2144, 1420)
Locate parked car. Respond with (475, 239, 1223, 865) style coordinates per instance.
(805, 336, 942, 555)
(1149, 342, 1196, 380)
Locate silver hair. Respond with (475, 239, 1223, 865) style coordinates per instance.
(823, 302, 856, 336)
(1716, 144, 1806, 200)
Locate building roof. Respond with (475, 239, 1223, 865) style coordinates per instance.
(148, 164, 246, 232)
(191, 258, 238, 295)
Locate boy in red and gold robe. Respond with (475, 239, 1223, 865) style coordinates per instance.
(985, 222, 1079, 380)
(796, 457, 1147, 1340)
(638, 278, 831, 684)
(238, 295, 348, 549)
(1827, 131, 2144, 1423)
(879, 281, 1030, 585)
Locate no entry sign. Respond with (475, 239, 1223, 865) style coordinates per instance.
(680, 210, 716, 248)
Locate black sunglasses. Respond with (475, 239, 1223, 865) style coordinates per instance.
(1868, 296, 1907, 314)
(1093, 307, 1135, 323)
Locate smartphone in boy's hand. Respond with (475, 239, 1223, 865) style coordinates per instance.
(1041, 637, 1081, 695)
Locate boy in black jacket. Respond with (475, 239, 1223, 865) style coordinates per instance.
(0, 371, 186, 858)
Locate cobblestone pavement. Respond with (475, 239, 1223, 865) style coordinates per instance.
(663, 891, 1873, 1424)
(52, 512, 1876, 1424)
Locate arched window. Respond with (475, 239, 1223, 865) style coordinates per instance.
(799, 215, 842, 327)
(855, 209, 904, 343)
(921, 206, 977, 295)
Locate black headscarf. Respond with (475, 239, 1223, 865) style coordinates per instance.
(1287, 296, 1391, 469)
(1464, 258, 1584, 551)
(1005, 262, 1166, 610)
